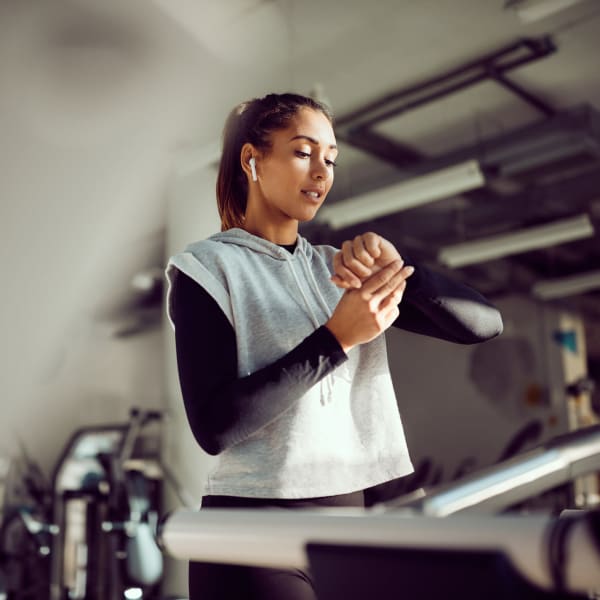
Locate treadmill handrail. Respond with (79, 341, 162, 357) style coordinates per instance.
(388, 424, 600, 516)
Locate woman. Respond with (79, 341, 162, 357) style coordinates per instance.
(166, 92, 503, 599)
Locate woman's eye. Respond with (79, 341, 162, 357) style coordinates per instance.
(295, 150, 337, 167)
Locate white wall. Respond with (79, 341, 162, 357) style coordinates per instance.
(387, 294, 581, 489)
(0, 123, 172, 476)
(0, 0, 202, 477)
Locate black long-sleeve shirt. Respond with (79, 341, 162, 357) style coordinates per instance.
(171, 251, 503, 455)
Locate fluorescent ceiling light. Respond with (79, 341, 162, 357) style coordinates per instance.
(506, 0, 587, 23)
(438, 214, 594, 268)
(316, 159, 485, 230)
(532, 269, 600, 300)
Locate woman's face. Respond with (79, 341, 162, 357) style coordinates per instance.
(251, 107, 338, 225)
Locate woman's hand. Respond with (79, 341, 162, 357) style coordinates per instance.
(325, 260, 414, 353)
(331, 232, 405, 289)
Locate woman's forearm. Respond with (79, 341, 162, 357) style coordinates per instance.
(172, 271, 347, 455)
(395, 261, 503, 344)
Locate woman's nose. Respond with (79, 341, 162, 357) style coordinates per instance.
(312, 160, 329, 180)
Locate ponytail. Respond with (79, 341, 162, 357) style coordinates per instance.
(216, 104, 249, 231)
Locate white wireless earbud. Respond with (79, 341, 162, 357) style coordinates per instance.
(249, 157, 257, 182)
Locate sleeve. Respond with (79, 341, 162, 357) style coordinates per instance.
(171, 269, 348, 455)
(394, 257, 504, 344)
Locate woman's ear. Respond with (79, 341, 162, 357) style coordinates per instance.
(241, 143, 258, 182)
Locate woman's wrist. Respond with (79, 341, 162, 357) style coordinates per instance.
(324, 321, 352, 354)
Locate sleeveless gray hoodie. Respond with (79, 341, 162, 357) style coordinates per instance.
(166, 228, 413, 498)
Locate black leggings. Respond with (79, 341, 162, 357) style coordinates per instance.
(188, 490, 365, 600)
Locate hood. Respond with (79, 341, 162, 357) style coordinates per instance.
(205, 227, 312, 261)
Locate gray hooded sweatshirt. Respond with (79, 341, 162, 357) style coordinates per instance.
(166, 228, 413, 498)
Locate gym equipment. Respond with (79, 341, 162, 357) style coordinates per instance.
(389, 424, 600, 515)
(0, 449, 55, 599)
(50, 408, 165, 600)
(160, 508, 599, 598)
(158, 424, 600, 599)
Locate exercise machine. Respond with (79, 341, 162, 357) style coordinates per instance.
(159, 425, 600, 599)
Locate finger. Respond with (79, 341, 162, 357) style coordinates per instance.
(360, 260, 403, 295)
(379, 280, 407, 310)
(378, 237, 402, 266)
(352, 235, 375, 268)
(402, 265, 415, 279)
(376, 265, 414, 293)
(370, 271, 407, 305)
(368, 265, 413, 297)
(363, 232, 382, 260)
(333, 251, 362, 288)
(330, 274, 354, 289)
(342, 240, 372, 279)
(380, 303, 400, 326)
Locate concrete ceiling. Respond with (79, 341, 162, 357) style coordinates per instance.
(2, 0, 600, 402)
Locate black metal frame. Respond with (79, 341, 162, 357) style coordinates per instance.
(335, 37, 557, 169)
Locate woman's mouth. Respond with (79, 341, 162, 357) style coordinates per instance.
(301, 190, 322, 200)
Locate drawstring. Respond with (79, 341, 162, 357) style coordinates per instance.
(287, 259, 320, 328)
(298, 250, 333, 319)
(323, 371, 334, 405)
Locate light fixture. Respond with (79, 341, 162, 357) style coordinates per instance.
(505, 0, 587, 23)
(532, 269, 600, 300)
(316, 159, 485, 230)
(438, 213, 594, 268)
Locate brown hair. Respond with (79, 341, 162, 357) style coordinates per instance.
(216, 93, 333, 231)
